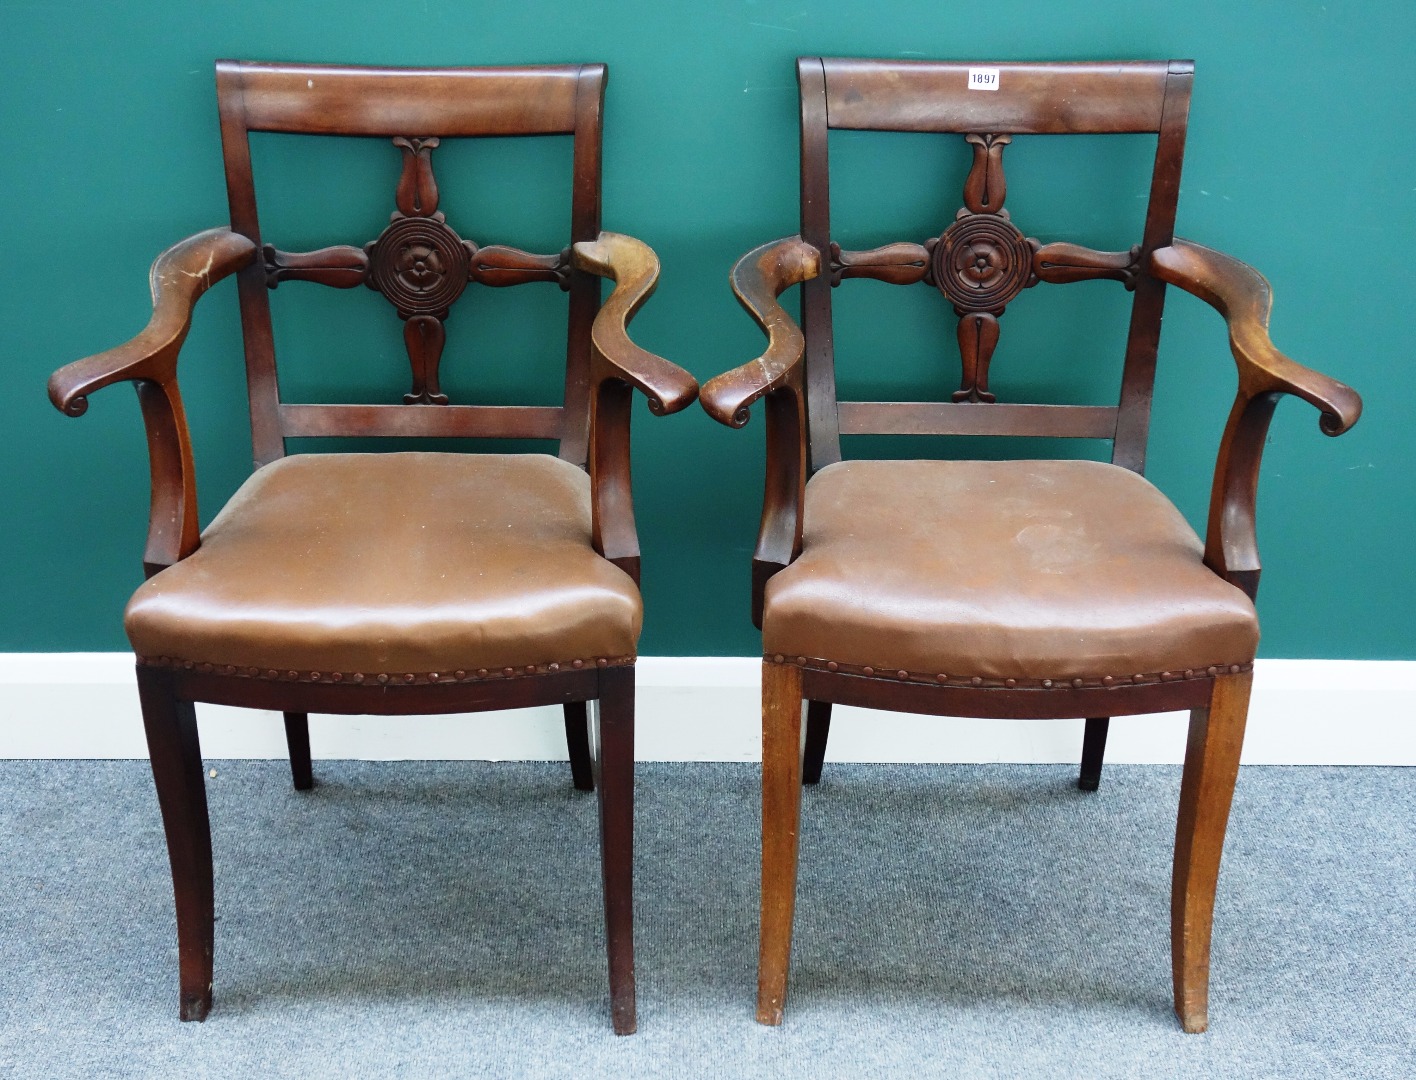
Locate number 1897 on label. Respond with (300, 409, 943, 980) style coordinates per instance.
(968, 67, 1000, 91)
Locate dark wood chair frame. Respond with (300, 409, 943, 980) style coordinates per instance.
(48, 61, 699, 1035)
(700, 58, 1361, 1032)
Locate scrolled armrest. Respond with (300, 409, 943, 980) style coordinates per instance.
(572, 231, 697, 587)
(571, 231, 698, 415)
(48, 228, 256, 417)
(700, 237, 820, 626)
(700, 236, 820, 428)
(47, 227, 255, 575)
(1149, 240, 1361, 435)
(1148, 239, 1363, 596)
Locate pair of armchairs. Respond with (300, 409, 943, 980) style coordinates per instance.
(50, 59, 1359, 1036)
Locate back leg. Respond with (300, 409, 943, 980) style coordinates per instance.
(1078, 716, 1110, 792)
(802, 700, 831, 785)
(564, 701, 594, 792)
(594, 667, 636, 1034)
(137, 667, 214, 1021)
(283, 713, 314, 791)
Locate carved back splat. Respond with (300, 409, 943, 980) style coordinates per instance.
(217, 61, 605, 466)
(261, 134, 567, 407)
(804, 58, 1192, 474)
(369, 137, 463, 403)
(925, 133, 1031, 401)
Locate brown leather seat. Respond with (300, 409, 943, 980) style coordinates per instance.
(126, 452, 642, 678)
(762, 458, 1259, 685)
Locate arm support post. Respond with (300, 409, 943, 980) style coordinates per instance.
(48, 228, 256, 575)
(700, 237, 821, 625)
(571, 232, 699, 584)
(1148, 240, 1362, 596)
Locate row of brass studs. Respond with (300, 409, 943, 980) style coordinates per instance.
(137, 654, 634, 685)
(765, 653, 1251, 689)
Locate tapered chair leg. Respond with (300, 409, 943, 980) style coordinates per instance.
(593, 666, 636, 1034)
(1078, 716, 1110, 791)
(136, 667, 214, 1022)
(564, 701, 595, 792)
(1171, 670, 1252, 1033)
(283, 712, 314, 791)
(802, 700, 831, 785)
(758, 660, 806, 1025)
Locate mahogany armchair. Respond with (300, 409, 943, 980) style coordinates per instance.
(48, 61, 698, 1034)
(700, 59, 1361, 1032)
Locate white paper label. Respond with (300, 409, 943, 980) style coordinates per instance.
(968, 67, 1000, 91)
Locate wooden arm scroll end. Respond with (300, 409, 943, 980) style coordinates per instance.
(1315, 381, 1363, 438)
(700, 371, 765, 430)
(702, 237, 819, 429)
(48, 373, 90, 417)
(640, 372, 700, 419)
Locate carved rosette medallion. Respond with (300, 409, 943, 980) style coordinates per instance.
(366, 214, 470, 319)
(931, 210, 1034, 315)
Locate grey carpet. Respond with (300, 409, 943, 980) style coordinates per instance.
(0, 760, 1410, 1078)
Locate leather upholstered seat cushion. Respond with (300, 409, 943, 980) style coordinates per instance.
(125, 452, 642, 676)
(762, 459, 1259, 683)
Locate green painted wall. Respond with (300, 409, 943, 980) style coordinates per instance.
(3, 1, 1412, 658)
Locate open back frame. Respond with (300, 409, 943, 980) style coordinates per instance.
(797, 57, 1194, 474)
(215, 61, 608, 467)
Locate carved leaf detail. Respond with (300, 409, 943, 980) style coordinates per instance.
(392, 136, 441, 218)
(954, 312, 1000, 403)
(962, 133, 1011, 214)
(402, 315, 449, 405)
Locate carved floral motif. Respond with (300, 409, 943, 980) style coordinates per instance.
(930, 210, 1035, 315)
(366, 213, 470, 318)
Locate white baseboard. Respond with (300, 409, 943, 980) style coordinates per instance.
(0, 654, 1411, 765)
